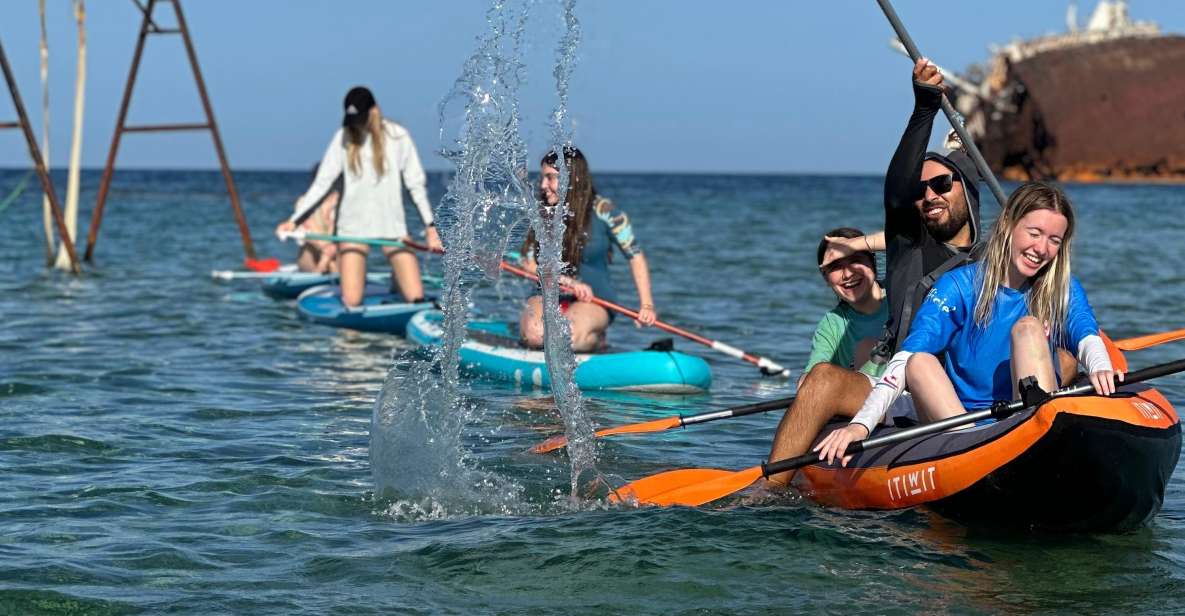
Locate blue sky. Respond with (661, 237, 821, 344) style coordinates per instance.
(2, 1, 1182, 174)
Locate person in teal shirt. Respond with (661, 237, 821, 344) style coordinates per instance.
(801, 227, 888, 387)
(518, 147, 657, 352)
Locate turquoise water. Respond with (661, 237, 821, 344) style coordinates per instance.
(2, 169, 1184, 613)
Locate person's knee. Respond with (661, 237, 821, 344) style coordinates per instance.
(1011, 316, 1044, 342)
(519, 305, 544, 345)
(800, 363, 847, 394)
(567, 322, 589, 346)
(905, 352, 940, 381)
(520, 322, 543, 347)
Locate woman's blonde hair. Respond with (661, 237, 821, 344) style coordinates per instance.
(974, 181, 1076, 344)
(344, 106, 387, 177)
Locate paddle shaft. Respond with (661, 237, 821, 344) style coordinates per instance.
(212, 269, 293, 280)
(494, 257, 792, 377)
(681, 395, 796, 427)
(292, 231, 409, 250)
(875, 0, 1008, 209)
(384, 235, 793, 376)
(760, 357, 1185, 478)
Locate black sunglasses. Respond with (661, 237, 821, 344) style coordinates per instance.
(918, 174, 957, 197)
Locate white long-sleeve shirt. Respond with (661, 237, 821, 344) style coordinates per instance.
(290, 119, 433, 239)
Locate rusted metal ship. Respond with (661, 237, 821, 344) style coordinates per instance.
(950, 1, 1185, 182)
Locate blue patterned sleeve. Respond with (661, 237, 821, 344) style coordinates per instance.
(900, 268, 968, 355)
(594, 198, 643, 259)
(1063, 277, 1101, 352)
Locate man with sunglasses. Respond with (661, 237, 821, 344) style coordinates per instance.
(766, 59, 983, 485)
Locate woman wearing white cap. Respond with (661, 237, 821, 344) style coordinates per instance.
(276, 86, 442, 306)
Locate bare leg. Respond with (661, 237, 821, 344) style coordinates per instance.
(565, 302, 611, 352)
(1055, 347, 1078, 386)
(337, 243, 369, 307)
(385, 246, 424, 302)
(296, 244, 319, 272)
(1011, 316, 1058, 396)
(314, 242, 337, 273)
(906, 352, 965, 422)
(519, 296, 545, 348)
(767, 363, 873, 485)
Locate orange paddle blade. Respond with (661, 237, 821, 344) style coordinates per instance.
(244, 257, 281, 272)
(1116, 327, 1185, 351)
(530, 416, 683, 454)
(599, 415, 683, 437)
(530, 435, 570, 454)
(609, 466, 764, 507)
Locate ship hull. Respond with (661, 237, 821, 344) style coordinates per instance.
(972, 35, 1185, 182)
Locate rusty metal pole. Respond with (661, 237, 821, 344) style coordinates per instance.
(0, 38, 81, 274)
(85, 0, 258, 263)
(83, 0, 152, 262)
(171, 0, 256, 260)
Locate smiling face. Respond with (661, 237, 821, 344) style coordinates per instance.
(820, 248, 876, 306)
(540, 164, 561, 206)
(1007, 208, 1068, 286)
(917, 160, 970, 242)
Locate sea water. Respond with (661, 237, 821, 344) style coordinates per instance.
(24, 12, 1183, 616)
(368, 0, 602, 518)
(2, 169, 1184, 613)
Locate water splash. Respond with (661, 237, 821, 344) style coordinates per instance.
(370, 0, 604, 516)
(370, 0, 535, 515)
(524, 0, 602, 498)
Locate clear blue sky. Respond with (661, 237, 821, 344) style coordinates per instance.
(2, 1, 1182, 174)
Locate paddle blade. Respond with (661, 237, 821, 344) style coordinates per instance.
(599, 416, 683, 437)
(530, 416, 683, 454)
(609, 466, 764, 507)
(244, 257, 281, 272)
(530, 435, 570, 454)
(1116, 327, 1185, 351)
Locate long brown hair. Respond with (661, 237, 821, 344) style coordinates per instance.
(522, 146, 596, 271)
(974, 181, 1076, 344)
(344, 106, 387, 177)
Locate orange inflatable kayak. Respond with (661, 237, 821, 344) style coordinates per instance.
(792, 385, 1181, 531)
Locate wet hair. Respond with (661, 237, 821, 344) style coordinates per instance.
(974, 181, 1076, 344)
(522, 146, 597, 270)
(817, 227, 876, 276)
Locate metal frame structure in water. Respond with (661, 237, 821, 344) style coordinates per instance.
(0, 37, 81, 274)
(84, 0, 256, 263)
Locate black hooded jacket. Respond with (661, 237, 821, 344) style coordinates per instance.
(878, 81, 985, 356)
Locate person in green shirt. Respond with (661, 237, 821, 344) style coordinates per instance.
(800, 227, 888, 387)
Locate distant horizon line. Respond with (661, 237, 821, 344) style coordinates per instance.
(0, 165, 885, 178)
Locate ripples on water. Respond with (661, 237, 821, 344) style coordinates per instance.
(2, 169, 1184, 613)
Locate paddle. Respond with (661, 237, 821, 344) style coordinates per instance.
(1116, 327, 1185, 352)
(530, 395, 796, 453)
(211, 267, 297, 280)
(209, 268, 395, 282)
(283, 229, 793, 377)
(279, 230, 412, 250)
(528, 328, 1180, 453)
(495, 257, 792, 377)
(244, 257, 282, 272)
(875, 0, 1008, 209)
(609, 357, 1185, 507)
